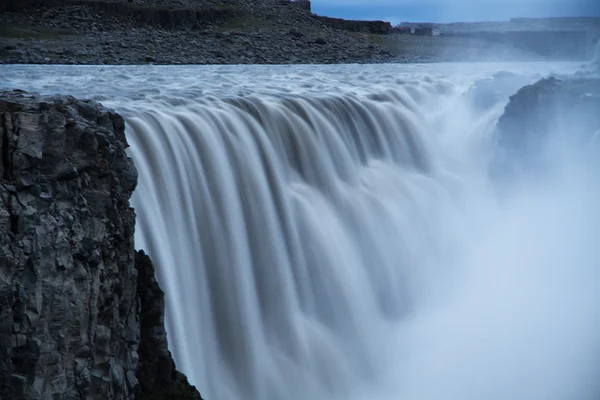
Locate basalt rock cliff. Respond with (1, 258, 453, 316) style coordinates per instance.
(491, 75, 600, 180)
(0, 90, 201, 399)
(497, 76, 600, 153)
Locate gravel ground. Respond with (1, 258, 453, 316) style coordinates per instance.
(0, 2, 395, 65)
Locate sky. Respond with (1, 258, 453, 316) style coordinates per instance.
(310, 0, 600, 24)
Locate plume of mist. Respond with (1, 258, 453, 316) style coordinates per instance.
(350, 74, 600, 400)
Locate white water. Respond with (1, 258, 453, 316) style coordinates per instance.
(2, 62, 599, 400)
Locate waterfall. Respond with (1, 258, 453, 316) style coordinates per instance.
(118, 68, 599, 400)
(125, 84, 479, 400)
(1, 63, 598, 400)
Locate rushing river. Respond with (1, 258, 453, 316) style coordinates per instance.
(2, 61, 599, 400)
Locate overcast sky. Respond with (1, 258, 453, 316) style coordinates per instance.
(310, 0, 600, 23)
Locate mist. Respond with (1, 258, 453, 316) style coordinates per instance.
(388, 158, 599, 399)
(127, 63, 600, 400)
(351, 70, 600, 400)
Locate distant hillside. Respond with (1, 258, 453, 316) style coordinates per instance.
(0, 0, 395, 64)
(2, 2, 598, 65)
(397, 17, 600, 60)
(399, 17, 600, 34)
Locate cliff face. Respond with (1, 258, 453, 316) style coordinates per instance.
(135, 251, 201, 400)
(0, 91, 200, 399)
(496, 77, 600, 152)
(492, 77, 600, 179)
(313, 16, 392, 34)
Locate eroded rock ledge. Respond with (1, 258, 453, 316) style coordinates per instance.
(497, 76, 600, 154)
(0, 90, 201, 399)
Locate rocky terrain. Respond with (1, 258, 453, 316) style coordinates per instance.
(0, 0, 394, 64)
(3, 0, 598, 65)
(0, 90, 202, 399)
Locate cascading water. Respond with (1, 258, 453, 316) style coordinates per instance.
(123, 69, 600, 400)
(126, 85, 470, 400)
(2, 62, 598, 400)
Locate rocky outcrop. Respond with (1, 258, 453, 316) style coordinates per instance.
(70, 0, 236, 29)
(0, 0, 58, 12)
(496, 77, 600, 152)
(390, 26, 411, 35)
(0, 90, 201, 399)
(0, 90, 138, 399)
(314, 15, 392, 34)
(135, 251, 202, 400)
(289, 0, 310, 11)
(492, 77, 600, 177)
(413, 27, 433, 36)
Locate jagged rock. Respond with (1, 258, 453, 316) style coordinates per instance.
(492, 77, 600, 177)
(135, 250, 203, 400)
(0, 91, 201, 400)
(496, 77, 600, 153)
(0, 90, 138, 399)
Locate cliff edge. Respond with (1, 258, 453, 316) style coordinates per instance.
(491, 76, 600, 180)
(0, 90, 201, 399)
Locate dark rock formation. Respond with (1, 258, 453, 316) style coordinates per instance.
(289, 0, 310, 11)
(314, 15, 392, 34)
(0, 0, 58, 12)
(391, 26, 411, 35)
(70, 0, 236, 29)
(0, 90, 138, 399)
(492, 77, 600, 177)
(136, 250, 202, 400)
(414, 26, 433, 36)
(0, 90, 201, 399)
(497, 77, 600, 152)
